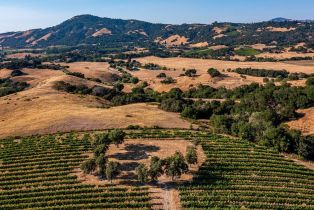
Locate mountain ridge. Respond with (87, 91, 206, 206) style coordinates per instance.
(0, 14, 313, 49)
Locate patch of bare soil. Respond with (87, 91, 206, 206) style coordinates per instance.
(92, 28, 112, 37)
(288, 107, 314, 135)
(266, 26, 296, 32)
(189, 42, 208, 48)
(157, 35, 189, 47)
(79, 138, 205, 210)
(31, 33, 52, 45)
(208, 45, 228, 50)
(250, 44, 276, 50)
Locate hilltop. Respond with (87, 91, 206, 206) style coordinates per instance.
(0, 14, 314, 49)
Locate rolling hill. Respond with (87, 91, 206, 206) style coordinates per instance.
(0, 14, 314, 49)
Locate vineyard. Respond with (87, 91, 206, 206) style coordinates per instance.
(0, 134, 150, 209)
(1, 129, 314, 209)
(179, 135, 314, 209)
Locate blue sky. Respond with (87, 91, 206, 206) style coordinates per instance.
(0, 0, 313, 33)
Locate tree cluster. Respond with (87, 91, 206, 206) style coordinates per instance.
(135, 147, 197, 183)
(80, 129, 126, 182)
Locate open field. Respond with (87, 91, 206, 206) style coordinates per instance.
(60, 62, 121, 83)
(0, 68, 189, 138)
(133, 56, 309, 91)
(136, 56, 314, 74)
(107, 138, 205, 181)
(256, 51, 314, 59)
(5, 52, 41, 59)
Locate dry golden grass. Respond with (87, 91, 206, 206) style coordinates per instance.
(92, 28, 112, 37)
(5, 52, 40, 59)
(0, 68, 189, 138)
(157, 35, 189, 46)
(213, 26, 228, 34)
(189, 42, 208, 48)
(266, 26, 296, 32)
(288, 108, 314, 135)
(31, 33, 52, 45)
(61, 62, 121, 83)
(0, 69, 13, 78)
(213, 34, 226, 39)
(133, 56, 312, 91)
(256, 52, 314, 59)
(250, 44, 276, 50)
(284, 60, 314, 67)
(136, 56, 314, 74)
(208, 45, 228, 50)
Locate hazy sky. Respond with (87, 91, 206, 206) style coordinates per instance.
(0, 0, 313, 33)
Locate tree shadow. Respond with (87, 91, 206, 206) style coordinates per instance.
(108, 144, 160, 161)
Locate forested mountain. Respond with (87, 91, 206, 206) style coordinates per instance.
(0, 14, 314, 49)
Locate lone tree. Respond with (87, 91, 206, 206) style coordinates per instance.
(164, 151, 188, 180)
(109, 129, 126, 147)
(105, 161, 120, 183)
(148, 156, 164, 181)
(185, 146, 198, 165)
(185, 69, 197, 77)
(135, 164, 149, 183)
(207, 68, 221, 77)
(80, 158, 96, 174)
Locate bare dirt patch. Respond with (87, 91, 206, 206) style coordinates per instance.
(107, 138, 205, 210)
(31, 33, 52, 45)
(92, 28, 112, 37)
(250, 44, 276, 50)
(189, 42, 208, 48)
(106, 138, 205, 182)
(266, 26, 296, 32)
(288, 107, 314, 135)
(157, 35, 189, 47)
(208, 45, 228, 50)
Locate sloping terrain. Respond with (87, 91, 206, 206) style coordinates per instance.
(180, 134, 314, 209)
(132, 56, 311, 91)
(288, 107, 314, 135)
(0, 68, 189, 138)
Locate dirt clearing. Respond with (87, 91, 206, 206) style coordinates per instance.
(288, 107, 314, 135)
